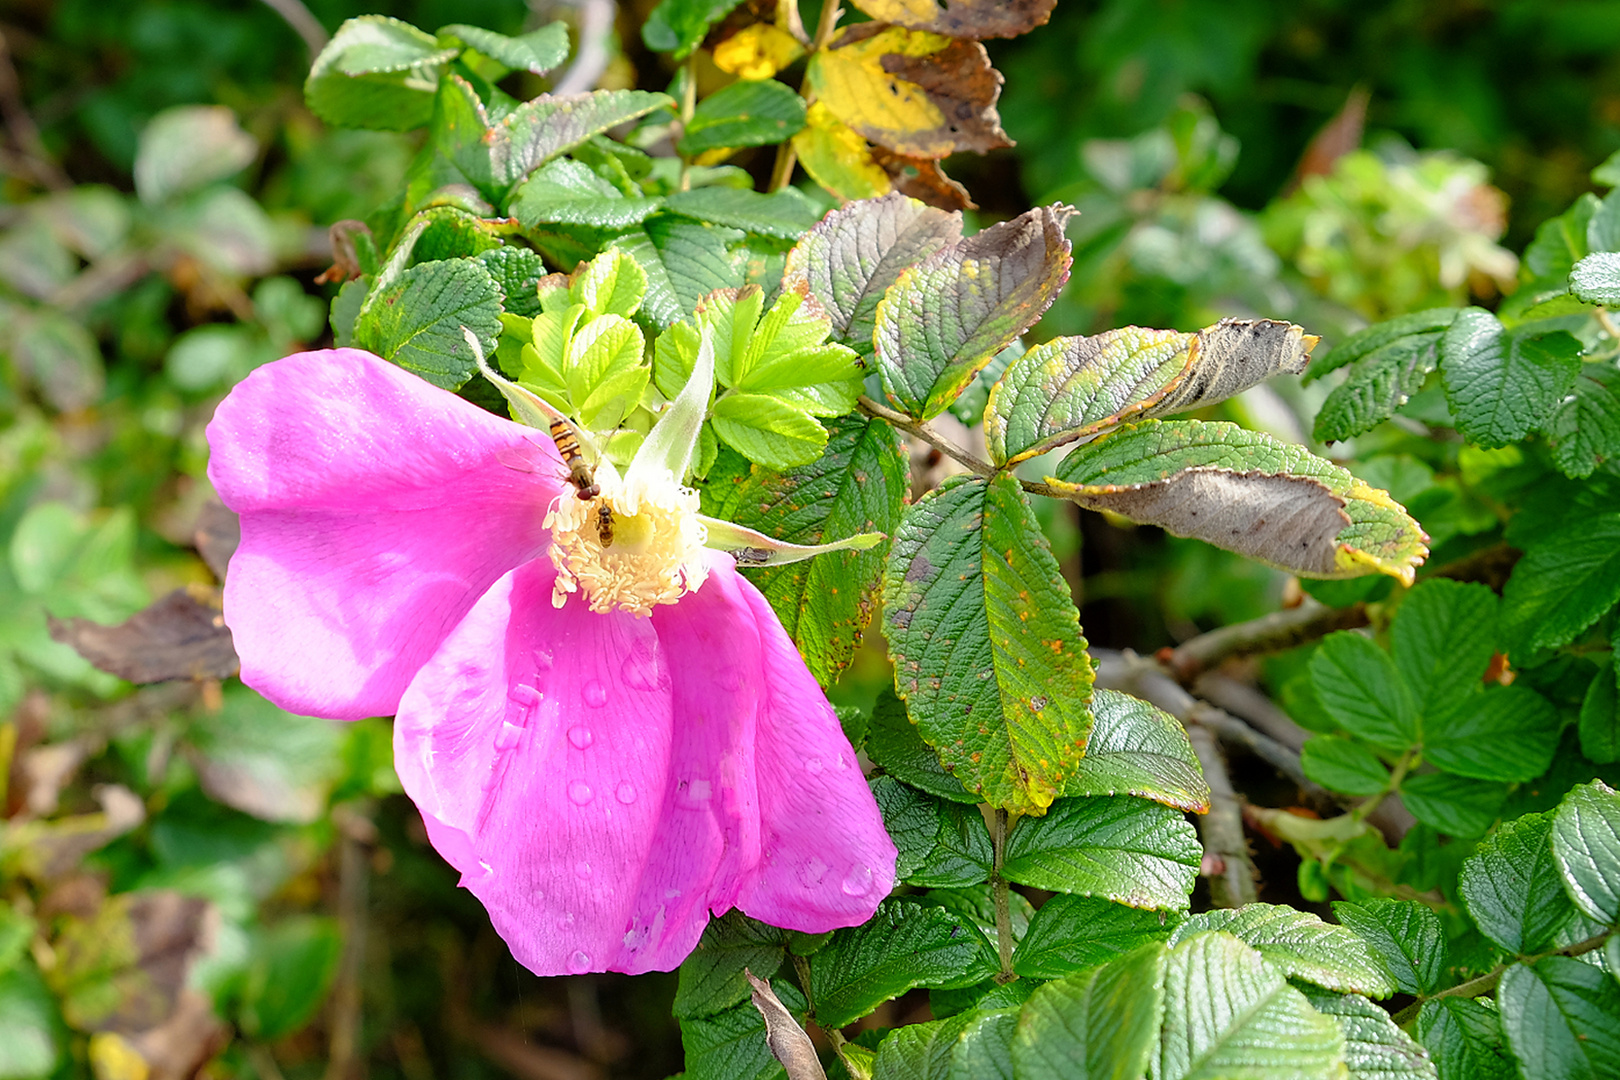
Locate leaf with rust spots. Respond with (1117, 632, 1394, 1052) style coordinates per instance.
(986, 318, 1317, 465)
(700, 417, 907, 685)
(874, 203, 1071, 420)
(1050, 419, 1428, 583)
(49, 891, 216, 1035)
(852, 0, 1057, 39)
(808, 25, 1010, 160)
(881, 474, 1093, 813)
(49, 586, 238, 684)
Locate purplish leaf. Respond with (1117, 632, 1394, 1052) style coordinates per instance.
(1000, 795, 1202, 910)
(881, 474, 1094, 812)
(874, 204, 1072, 420)
(1051, 420, 1428, 583)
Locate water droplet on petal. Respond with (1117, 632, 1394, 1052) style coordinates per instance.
(621, 648, 669, 692)
(568, 726, 594, 749)
(841, 865, 874, 897)
(533, 646, 555, 671)
(555, 912, 575, 931)
(797, 857, 827, 888)
(494, 721, 525, 750)
(509, 684, 541, 708)
(582, 680, 608, 708)
(575, 860, 592, 880)
(567, 950, 592, 974)
(616, 783, 637, 804)
(568, 781, 594, 805)
(805, 758, 824, 775)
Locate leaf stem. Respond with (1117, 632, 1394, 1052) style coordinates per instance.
(768, 0, 843, 192)
(1597, 307, 1620, 342)
(857, 395, 995, 477)
(1389, 930, 1613, 1027)
(991, 808, 1017, 983)
(678, 54, 697, 192)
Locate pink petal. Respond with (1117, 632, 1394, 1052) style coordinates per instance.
(394, 560, 762, 975)
(206, 349, 565, 718)
(722, 565, 897, 931)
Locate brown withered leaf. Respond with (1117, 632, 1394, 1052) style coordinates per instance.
(852, 0, 1057, 39)
(744, 971, 826, 1080)
(49, 584, 238, 684)
(192, 499, 239, 580)
(809, 24, 1011, 160)
(52, 890, 217, 1035)
(1290, 86, 1369, 190)
(870, 147, 975, 211)
(100, 990, 229, 1080)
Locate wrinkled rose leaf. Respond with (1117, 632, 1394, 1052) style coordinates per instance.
(1049, 419, 1429, 583)
(808, 24, 1011, 160)
(1067, 689, 1209, 812)
(874, 203, 1072, 421)
(882, 474, 1094, 813)
(985, 317, 1317, 465)
(49, 586, 238, 684)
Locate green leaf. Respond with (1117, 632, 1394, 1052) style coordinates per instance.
(681, 978, 805, 1080)
(643, 0, 746, 58)
(1425, 685, 1560, 783)
(437, 22, 570, 75)
(490, 90, 674, 195)
(782, 193, 961, 353)
(807, 898, 997, 1028)
(949, 1008, 1017, 1080)
(609, 218, 760, 331)
(354, 258, 502, 389)
(1580, 667, 1620, 765)
(873, 1012, 972, 1080)
(1011, 893, 1174, 979)
(1570, 252, 1620, 304)
(1441, 309, 1582, 448)
(1301, 987, 1438, 1080)
(1459, 811, 1579, 955)
(1155, 931, 1346, 1080)
(679, 79, 808, 155)
(987, 319, 1316, 465)
(133, 105, 257, 204)
(1591, 187, 1620, 253)
(1066, 689, 1209, 812)
(185, 684, 348, 825)
(1302, 736, 1390, 797)
(674, 913, 786, 1021)
(874, 205, 1072, 420)
(511, 158, 665, 230)
(865, 689, 977, 804)
(1001, 795, 1201, 909)
(1333, 899, 1447, 997)
(1313, 332, 1442, 442)
(0, 908, 33, 980)
(1011, 942, 1166, 1080)
(1305, 308, 1461, 382)
(1544, 363, 1620, 480)
(0, 961, 59, 1080)
(1399, 773, 1507, 838)
(710, 394, 826, 469)
(872, 776, 993, 888)
(1501, 512, 1620, 653)
(700, 416, 904, 684)
(239, 916, 343, 1041)
(477, 246, 545, 318)
(1417, 997, 1515, 1080)
(665, 187, 823, 241)
(305, 16, 458, 131)
(1310, 631, 1418, 751)
(1550, 780, 1620, 925)
(881, 475, 1094, 812)
(1523, 196, 1597, 285)
(1051, 420, 1428, 584)
(1391, 579, 1498, 725)
(1499, 958, 1620, 1080)
(1168, 903, 1395, 997)
(409, 205, 510, 262)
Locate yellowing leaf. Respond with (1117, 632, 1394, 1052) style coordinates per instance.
(713, 24, 805, 80)
(852, 0, 1058, 39)
(808, 25, 1011, 159)
(793, 101, 892, 202)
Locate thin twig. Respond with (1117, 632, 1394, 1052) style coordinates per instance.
(256, 0, 329, 58)
(324, 803, 375, 1080)
(1597, 307, 1620, 342)
(551, 0, 617, 95)
(1164, 599, 1369, 681)
(0, 29, 68, 190)
(768, 0, 843, 191)
(1389, 930, 1612, 1027)
(991, 809, 1016, 982)
(1186, 725, 1258, 907)
(857, 396, 995, 477)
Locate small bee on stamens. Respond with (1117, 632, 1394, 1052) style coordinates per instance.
(596, 504, 615, 548)
(548, 417, 599, 500)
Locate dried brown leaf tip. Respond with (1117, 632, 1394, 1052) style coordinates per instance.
(744, 969, 826, 1080)
(49, 583, 239, 684)
(852, 0, 1057, 39)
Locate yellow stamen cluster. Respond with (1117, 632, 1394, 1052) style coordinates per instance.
(545, 467, 709, 616)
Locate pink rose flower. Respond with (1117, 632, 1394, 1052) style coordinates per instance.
(206, 343, 896, 975)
